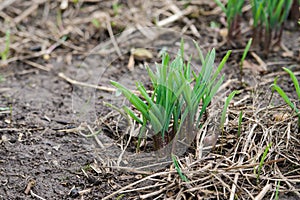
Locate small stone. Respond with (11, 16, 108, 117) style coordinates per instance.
(69, 188, 79, 198)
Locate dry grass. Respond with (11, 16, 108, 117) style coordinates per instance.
(99, 82, 300, 199)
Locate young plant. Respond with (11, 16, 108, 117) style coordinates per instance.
(172, 154, 189, 182)
(256, 142, 272, 183)
(220, 90, 239, 132)
(112, 2, 122, 16)
(0, 30, 10, 62)
(91, 18, 101, 28)
(214, 0, 245, 41)
(239, 38, 252, 81)
(111, 39, 231, 152)
(251, 0, 293, 55)
(272, 67, 300, 132)
(0, 74, 4, 82)
(237, 111, 243, 137)
(275, 181, 281, 200)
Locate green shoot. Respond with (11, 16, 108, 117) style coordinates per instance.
(256, 142, 272, 183)
(282, 67, 300, 100)
(214, 0, 245, 40)
(240, 38, 252, 67)
(272, 84, 299, 112)
(0, 30, 10, 61)
(239, 38, 252, 81)
(172, 154, 189, 182)
(268, 76, 279, 106)
(0, 74, 4, 82)
(91, 19, 101, 28)
(237, 111, 243, 137)
(272, 67, 300, 132)
(112, 2, 122, 16)
(216, 0, 292, 54)
(116, 194, 125, 200)
(275, 181, 280, 200)
(111, 39, 231, 151)
(251, 0, 264, 28)
(81, 164, 92, 171)
(251, 0, 293, 54)
(220, 90, 239, 132)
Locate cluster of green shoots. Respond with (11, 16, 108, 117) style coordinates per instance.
(111, 40, 231, 152)
(272, 67, 300, 132)
(215, 0, 293, 55)
(251, 0, 293, 55)
(214, 0, 245, 40)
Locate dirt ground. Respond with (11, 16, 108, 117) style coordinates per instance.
(0, 1, 300, 199)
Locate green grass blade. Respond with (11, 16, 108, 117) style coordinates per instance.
(236, 0, 245, 13)
(149, 109, 163, 134)
(279, 0, 293, 24)
(172, 154, 189, 182)
(272, 84, 299, 114)
(146, 65, 157, 85)
(271, 0, 285, 27)
(275, 181, 280, 200)
(212, 50, 232, 82)
(111, 81, 149, 119)
(202, 48, 215, 82)
(256, 142, 272, 182)
(193, 40, 205, 65)
(137, 83, 153, 104)
(198, 75, 224, 124)
(252, 0, 264, 27)
(220, 90, 239, 131)
(283, 67, 300, 101)
(237, 111, 243, 137)
(123, 106, 143, 124)
(1, 30, 10, 61)
(240, 38, 252, 64)
(213, 0, 227, 14)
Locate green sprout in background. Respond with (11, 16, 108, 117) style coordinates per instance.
(111, 39, 231, 152)
(91, 18, 101, 28)
(112, 1, 122, 16)
(215, 0, 293, 55)
(251, 0, 293, 55)
(272, 67, 300, 132)
(0, 74, 4, 82)
(239, 38, 253, 82)
(0, 30, 10, 62)
(214, 0, 245, 41)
